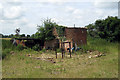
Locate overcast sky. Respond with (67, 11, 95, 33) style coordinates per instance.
(0, 0, 119, 35)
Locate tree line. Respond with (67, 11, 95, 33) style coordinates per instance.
(1, 33, 31, 38)
(1, 16, 120, 42)
(85, 16, 120, 42)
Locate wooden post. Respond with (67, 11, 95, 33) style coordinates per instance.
(63, 42, 65, 57)
(69, 42, 72, 58)
(55, 49, 57, 59)
(62, 49, 64, 59)
(61, 41, 63, 59)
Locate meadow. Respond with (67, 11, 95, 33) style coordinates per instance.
(2, 36, 118, 78)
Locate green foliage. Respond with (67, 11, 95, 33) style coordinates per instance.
(56, 49, 61, 53)
(2, 49, 11, 59)
(16, 44, 25, 51)
(34, 18, 56, 41)
(32, 18, 66, 44)
(27, 35, 30, 38)
(86, 16, 120, 42)
(55, 25, 66, 41)
(86, 24, 98, 37)
(56, 25, 65, 37)
(2, 40, 14, 59)
(20, 34, 25, 38)
(2, 39, 16, 50)
(78, 36, 118, 54)
(2, 39, 27, 59)
(41, 48, 46, 53)
(32, 44, 41, 51)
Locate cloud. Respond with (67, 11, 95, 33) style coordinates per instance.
(51, 18, 60, 23)
(0, 3, 3, 9)
(65, 6, 74, 13)
(94, 2, 118, 9)
(118, 1, 120, 19)
(64, 2, 118, 27)
(0, 0, 118, 35)
(3, 6, 23, 19)
(0, 0, 25, 20)
(0, 17, 35, 35)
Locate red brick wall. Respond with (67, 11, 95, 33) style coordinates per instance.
(65, 27, 87, 46)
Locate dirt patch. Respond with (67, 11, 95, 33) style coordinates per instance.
(34, 57, 56, 63)
(26, 53, 56, 63)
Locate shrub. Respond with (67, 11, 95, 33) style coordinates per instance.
(2, 49, 11, 59)
(2, 39, 13, 50)
(56, 49, 61, 53)
(32, 44, 41, 51)
(41, 48, 46, 53)
(16, 44, 25, 51)
(39, 51, 43, 54)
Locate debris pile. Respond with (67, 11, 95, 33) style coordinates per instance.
(10, 51, 15, 55)
(88, 50, 106, 58)
(26, 54, 56, 63)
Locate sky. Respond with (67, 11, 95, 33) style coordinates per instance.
(0, 0, 119, 35)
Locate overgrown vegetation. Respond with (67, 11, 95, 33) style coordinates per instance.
(76, 35, 118, 54)
(85, 16, 120, 42)
(56, 25, 65, 37)
(2, 36, 118, 78)
(32, 44, 41, 51)
(2, 16, 119, 78)
(31, 18, 66, 42)
(2, 39, 26, 59)
(31, 19, 56, 41)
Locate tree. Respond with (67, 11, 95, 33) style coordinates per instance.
(9, 34, 14, 38)
(86, 16, 120, 42)
(27, 35, 30, 38)
(85, 24, 98, 37)
(20, 34, 25, 37)
(35, 18, 56, 41)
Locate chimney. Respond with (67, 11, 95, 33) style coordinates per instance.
(74, 24, 75, 27)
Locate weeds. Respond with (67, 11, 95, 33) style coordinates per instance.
(78, 36, 118, 54)
(56, 49, 61, 53)
(2, 39, 26, 59)
(41, 49, 46, 53)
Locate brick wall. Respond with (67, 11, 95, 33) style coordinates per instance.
(44, 39, 59, 49)
(65, 27, 87, 46)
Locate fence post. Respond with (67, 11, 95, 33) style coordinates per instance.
(55, 48, 57, 59)
(69, 42, 72, 58)
(62, 49, 64, 59)
(61, 42, 64, 59)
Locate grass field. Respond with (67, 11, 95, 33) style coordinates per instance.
(2, 37, 118, 78)
(0, 38, 11, 40)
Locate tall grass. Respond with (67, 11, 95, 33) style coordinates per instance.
(2, 39, 25, 59)
(78, 36, 118, 54)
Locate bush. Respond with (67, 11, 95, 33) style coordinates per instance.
(2, 39, 14, 50)
(39, 51, 43, 54)
(2, 49, 11, 59)
(32, 44, 41, 51)
(56, 49, 61, 53)
(41, 49, 46, 53)
(86, 16, 120, 42)
(16, 44, 25, 51)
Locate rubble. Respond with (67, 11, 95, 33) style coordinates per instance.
(88, 50, 106, 58)
(10, 51, 15, 55)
